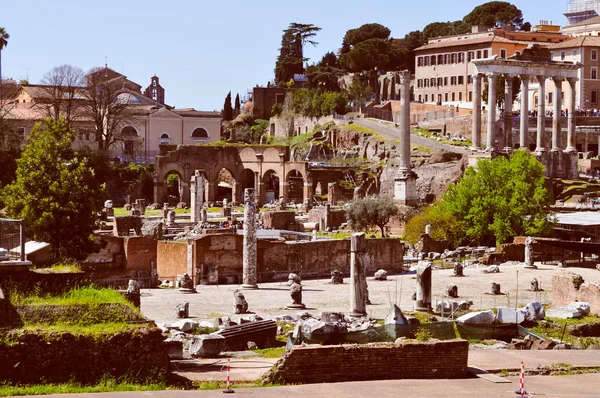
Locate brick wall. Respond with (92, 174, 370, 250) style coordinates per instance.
(123, 236, 157, 272)
(156, 241, 188, 279)
(552, 272, 600, 315)
(263, 339, 468, 384)
(156, 234, 404, 283)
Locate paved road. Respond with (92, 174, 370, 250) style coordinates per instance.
(355, 118, 469, 154)
(18, 373, 600, 397)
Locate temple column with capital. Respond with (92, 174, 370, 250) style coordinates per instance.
(393, 70, 418, 206)
(503, 75, 514, 151)
(536, 75, 547, 152)
(486, 73, 497, 151)
(519, 75, 530, 149)
(471, 74, 482, 149)
(566, 78, 577, 152)
(552, 76, 563, 151)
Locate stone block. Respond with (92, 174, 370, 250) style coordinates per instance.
(525, 302, 545, 321)
(374, 269, 388, 281)
(546, 308, 583, 319)
(456, 310, 495, 325)
(497, 307, 527, 324)
(530, 339, 556, 350)
(170, 319, 197, 332)
(164, 339, 184, 359)
(189, 334, 225, 358)
(567, 302, 591, 316)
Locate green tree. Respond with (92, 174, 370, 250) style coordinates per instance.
(2, 118, 105, 259)
(437, 150, 554, 246)
(395, 30, 428, 73)
(274, 23, 321, 85)
(347, 196, 399, 237)
(403, 204, 463, 246)
(423, 21, 470, 39)
(223, 91, 233, 121)
(463, 1, 524, 29)
(305, 52, 344, 91)
(0, 27, 9, 98)
(234, 93, 241, 117)
(339, 24, 406, 102)
(347, 76, 374, 112)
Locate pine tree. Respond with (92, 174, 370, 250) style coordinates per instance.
(222, 91, 233, 121)
(234, 93, 241, 117)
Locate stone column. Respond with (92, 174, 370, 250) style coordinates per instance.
(393, 70, 418, 206)
(324, 203, 331, 231)
(486, 73, 497, 151)
(190, 170, 204, 223)
(519, 75, 530, 149)
(303, 172, 313, 204)
(504, 75, 514, 151)
(415, 261, 432, 312)
(186, 239, 197, 289)
(327, 182, 337, 205)
(524, 236, 536, 269)
(253, 171, 261, 205)
(536, 75, 547, 152)
(472, 74, 482, 149)
(350, 232, 368, 317)
(242, 188, 258, 289)
(279, 154, 288, 204)
(566, 78, 577, 153)
(552, 76, 563, 151)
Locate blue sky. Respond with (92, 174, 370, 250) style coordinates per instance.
(2, 0, 567, 111)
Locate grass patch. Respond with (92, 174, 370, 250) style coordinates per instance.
(341, 123, 377, 135)
(10, 286, 132, 308)
(33, 263, 82, 274)
(0, 377, 166, 397)
(10, 323, 148, 339)
(252, 346, 286, 358)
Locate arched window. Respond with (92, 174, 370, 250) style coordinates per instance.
(191, 127, 209, 144)
(121, 126, 138, 137)
(160, 133, 171, 144)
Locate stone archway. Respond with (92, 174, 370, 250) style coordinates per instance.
(262, 169, 280, 204)
(164, 170, 183, 205)
(286, 170, 304, 203)
(216, 168, 236, 204)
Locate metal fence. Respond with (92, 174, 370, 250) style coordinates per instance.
(0, 218, 25, 261)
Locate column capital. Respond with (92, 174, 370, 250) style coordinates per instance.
(551, 76, 564, 84)
(566, 77, 578, 85)
(535, 75, 548, 83)
(518, 74, 530, 81)
(486, 72, 498, 78)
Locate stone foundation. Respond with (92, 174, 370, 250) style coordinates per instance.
(263, 339, 468, 384)
(552, 272, 600, 315)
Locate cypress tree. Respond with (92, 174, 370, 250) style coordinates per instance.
(223, 91, 233, 121)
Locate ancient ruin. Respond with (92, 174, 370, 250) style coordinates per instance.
(415, 261, 432, 312)
(350, 232, 369, 316)
(287, 273, 305, 309)
(242, 188, 258, 289)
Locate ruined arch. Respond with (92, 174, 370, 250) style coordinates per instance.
(286, 169, 304, 203)
(215, 167, 236, 204)
(164, 169, 183, 205)
(262, 169, 280, 204)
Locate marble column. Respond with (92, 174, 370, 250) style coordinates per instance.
(393, 70, 418, 206)
(519, 75, 530, 149)
(190, 170, 204, 223)
(566, 78, 577, 152)
(536, 75, 547, 152)
(242, 188, 258, 289)
(504, 75, 514, 151)
(486, 73, 497, 151)
(552, 76, 563, 151)
(350, 232, 368, 317)
(472, 74, 482, 149)
(415, 261, 432, 312)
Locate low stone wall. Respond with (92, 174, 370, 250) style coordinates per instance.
(0, 327, 169, 384)
(307, 208, 347, 229)
(263, 339, 468, 384)
(263, 211, 296, 230)
(552, 272, 600, 315)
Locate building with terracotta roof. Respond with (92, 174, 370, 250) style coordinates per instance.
(413, 24, 571, 107)
(3, 67, 221, 163)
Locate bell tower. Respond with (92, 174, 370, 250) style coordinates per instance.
(144, 75, 165, 105)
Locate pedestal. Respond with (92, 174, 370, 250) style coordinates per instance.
(393, 170, 418, 206)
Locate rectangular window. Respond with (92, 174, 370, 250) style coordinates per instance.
(458, 53, 465, 63)
(592, 90, 598, 104)
(468, 51, 474, 61)
(476, 50, 482, 59)
(417, 79, 422, 88)
(438, 94, 442, 103)
(124, 141, 134, 157)
(418, 57, 423, 67)
(437, 77, 443, 87)
(592, 67, 598, 80)
(468, 75, 473, 84)
(444, 54, 449, 64)
(550, 51, 554, 59)
(500, 49, 506, 58)
(450, 53, 456, 64)
(593, 50, 598, 60)
(425, 94, 428, 102)
(459, 92, 463, 101)
(424, 79, 429, 87)
(444, 77, 448, 86)
(458, 76, 464, 85)
(483, 50, 489, 58)
(430, 78, 436, 87)
(561, 51, 566, 61)
(451, 76, 457, 85)
(431, 55, 436, 65)
(445, 93, 448, 102)
(469, 91, 473, 101)
(452, 92, 456, 101)
(549, 92, 553, 104)
(438, 54, 444, 65)
(424, 56, 430, 66)
(418, 94, 422, 102)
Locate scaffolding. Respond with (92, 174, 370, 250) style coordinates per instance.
(566, 0, 600, 25)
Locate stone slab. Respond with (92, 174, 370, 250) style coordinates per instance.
(546, 308, 583, 319)
(496, 307, 527, 324)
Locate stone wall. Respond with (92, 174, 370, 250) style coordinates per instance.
(0, 327, 168, 384)
(307, 208, 347, 229)
(271, 115, 334, 138)
(552, 272, 600, 315)
(263, 339, 468, 385)
(263, 211, 296, 230)
(156, 234, 404, 283)
(123, 236, 157, 271)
